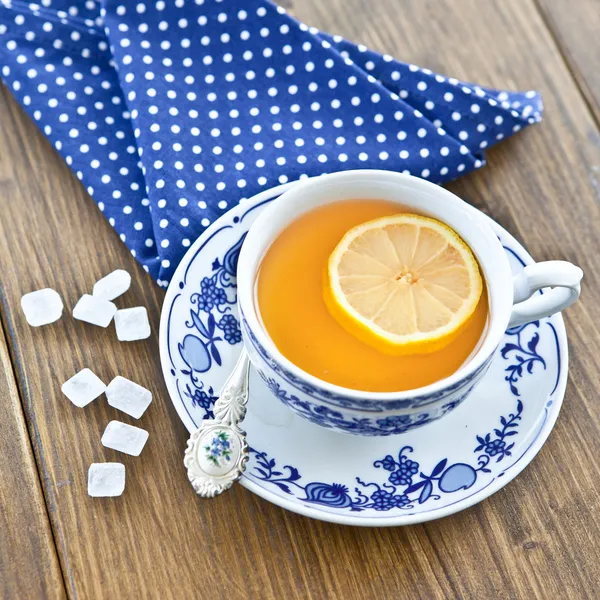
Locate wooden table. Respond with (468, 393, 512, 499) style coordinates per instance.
(2, 0, 600, 598)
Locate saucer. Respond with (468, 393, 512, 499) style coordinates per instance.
(159, 183, 567, 526)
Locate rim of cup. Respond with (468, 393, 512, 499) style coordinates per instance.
(237, 170, 514, 401)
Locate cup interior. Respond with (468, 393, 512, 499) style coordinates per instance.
(237, 170, 514, 399)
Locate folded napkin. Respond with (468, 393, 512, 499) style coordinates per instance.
(0, 0, 542, 286)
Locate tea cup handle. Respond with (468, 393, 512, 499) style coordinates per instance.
(509, 261, 583, 329)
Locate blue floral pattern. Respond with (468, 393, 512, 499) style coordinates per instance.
(474, 399, 523, 461)
(178, 234, 246, 419)
(501, 321, 546, 396)
(185, 386, 218, 420)
(248, 397, 523, 512)
(218, 314, 243, 345)
(259, 373, 469, 436)
(205, 431, 232, 468)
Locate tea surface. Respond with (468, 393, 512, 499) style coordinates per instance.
(256, 200, 488, 392)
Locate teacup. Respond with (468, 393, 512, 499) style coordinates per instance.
(237, 171, 582, 436)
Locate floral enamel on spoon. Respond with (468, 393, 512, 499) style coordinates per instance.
(184, 350, 250, 497)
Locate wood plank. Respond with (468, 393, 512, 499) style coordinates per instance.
(0, 0, 600, 598)
(0, 266, 65, 595)
(534, 0, 600, 124)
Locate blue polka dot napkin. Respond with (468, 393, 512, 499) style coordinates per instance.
(0, 0, 542, 286)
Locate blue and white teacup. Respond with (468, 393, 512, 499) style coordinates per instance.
(237, 171, 582, 436)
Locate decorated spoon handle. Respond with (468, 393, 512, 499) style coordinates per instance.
(184, 350, 250, 498)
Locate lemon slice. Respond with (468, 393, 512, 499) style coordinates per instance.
(325, 213, 483, 355)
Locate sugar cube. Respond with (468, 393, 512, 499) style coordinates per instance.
(114, 307, 151, 342)
(101, 420, 149, 456)
(87, 463, 125, 497)
(61, 368, 106, 408)
(105, 376, 152, 419)
(73, 294, 117, 327)
(93, 269, 131, 301)
(21, 288, 63, 326)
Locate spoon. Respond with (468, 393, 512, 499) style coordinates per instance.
(184, 350, 250, 497)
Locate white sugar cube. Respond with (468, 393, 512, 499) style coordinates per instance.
(61, 368, 106, 408)
(73, 294, 117, 327)
(114, 307, 151, 341)
(93, 269, 131, 301)
(105, 376, 152, 419)
(101, 420, 149, 456)
(88, 463, 125, 497)
(21, 288, 63, 326)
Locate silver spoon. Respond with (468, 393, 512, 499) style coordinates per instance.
(184, 350, 250, 497)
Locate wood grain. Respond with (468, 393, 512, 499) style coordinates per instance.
(0, 252, 65, 596)
(1, 0, 600, 598)
(535, 0, 600, 123)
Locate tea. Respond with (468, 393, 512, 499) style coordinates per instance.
(256, 200, 488, 392)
